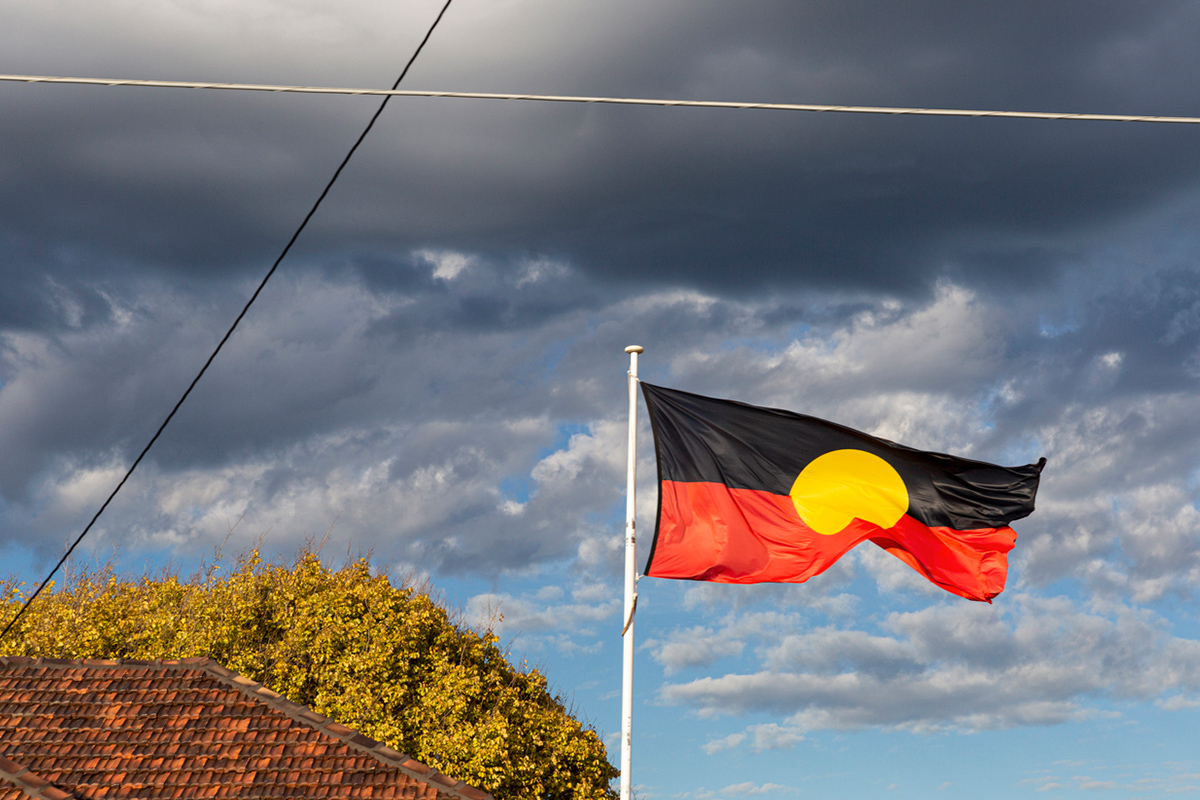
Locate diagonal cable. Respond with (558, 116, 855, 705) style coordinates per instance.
(0, 0, 456, 644)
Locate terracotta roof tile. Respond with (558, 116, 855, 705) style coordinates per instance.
(0, 658, 492, 800)
(1, 753, 80, 799)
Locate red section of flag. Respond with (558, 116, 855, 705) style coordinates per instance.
(648, 480, 1017, 602)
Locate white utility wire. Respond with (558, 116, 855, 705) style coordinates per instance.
(3, 73, 1200, 124)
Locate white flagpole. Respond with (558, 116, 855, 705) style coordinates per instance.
(620, 344, 643, 800)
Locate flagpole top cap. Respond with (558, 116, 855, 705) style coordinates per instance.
(624, 345, 644, 354)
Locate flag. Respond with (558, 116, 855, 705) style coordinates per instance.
(641, 383, 1045, 602)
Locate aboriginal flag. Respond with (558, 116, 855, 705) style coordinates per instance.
(641, 383, 1045, 602)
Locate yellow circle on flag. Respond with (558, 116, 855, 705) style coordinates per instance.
(790, 449, 910, 535)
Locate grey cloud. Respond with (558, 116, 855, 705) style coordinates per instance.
(0, 263, 644, 568)
(8, 258, 1200, 596)
(765, 628, 919, 680)
(661, 596, 1200, 734)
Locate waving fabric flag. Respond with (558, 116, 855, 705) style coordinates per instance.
(641, 383, 1045, 602)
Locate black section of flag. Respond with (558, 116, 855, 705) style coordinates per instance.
(641, 382, 1045, 531)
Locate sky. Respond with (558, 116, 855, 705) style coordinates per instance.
(4, 0, 1200, 797)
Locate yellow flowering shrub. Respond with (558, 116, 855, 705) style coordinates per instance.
(0, 548, 618, 800)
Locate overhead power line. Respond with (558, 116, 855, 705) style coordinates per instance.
(0, 0, 456, 644)
(3, 73, 1200, 124)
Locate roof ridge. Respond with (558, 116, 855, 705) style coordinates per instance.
(0, 656, 494, 800)
(0, 754, 79, 800)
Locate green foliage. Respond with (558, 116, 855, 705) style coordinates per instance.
(0, 548, 619, 800)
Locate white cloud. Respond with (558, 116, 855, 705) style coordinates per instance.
(719, 781, 796, 797)
(701, 732, 745, 755)
(418, 249, 472, 281)
(517, 257, 569, 287)
(644, 626, 745, 675)
(660, 595, 1200, 738)
(1022, 760, 1200, 795)
(1156, 694, 1200, 711)
(1073, 777, 1118, 791)
(644, 610, 803, 676)
(743, 723, 805, 752)
(465, 586, 621, 654)
(666, 284, 1006, 452)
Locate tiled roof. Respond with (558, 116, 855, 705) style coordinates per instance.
(0, 753, 77, 800)
(0, 657, 493, 800)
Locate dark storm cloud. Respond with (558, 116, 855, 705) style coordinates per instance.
(4, 0, 1200, 310)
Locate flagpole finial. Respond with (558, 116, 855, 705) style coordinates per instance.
(625, 345, 644, 354)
